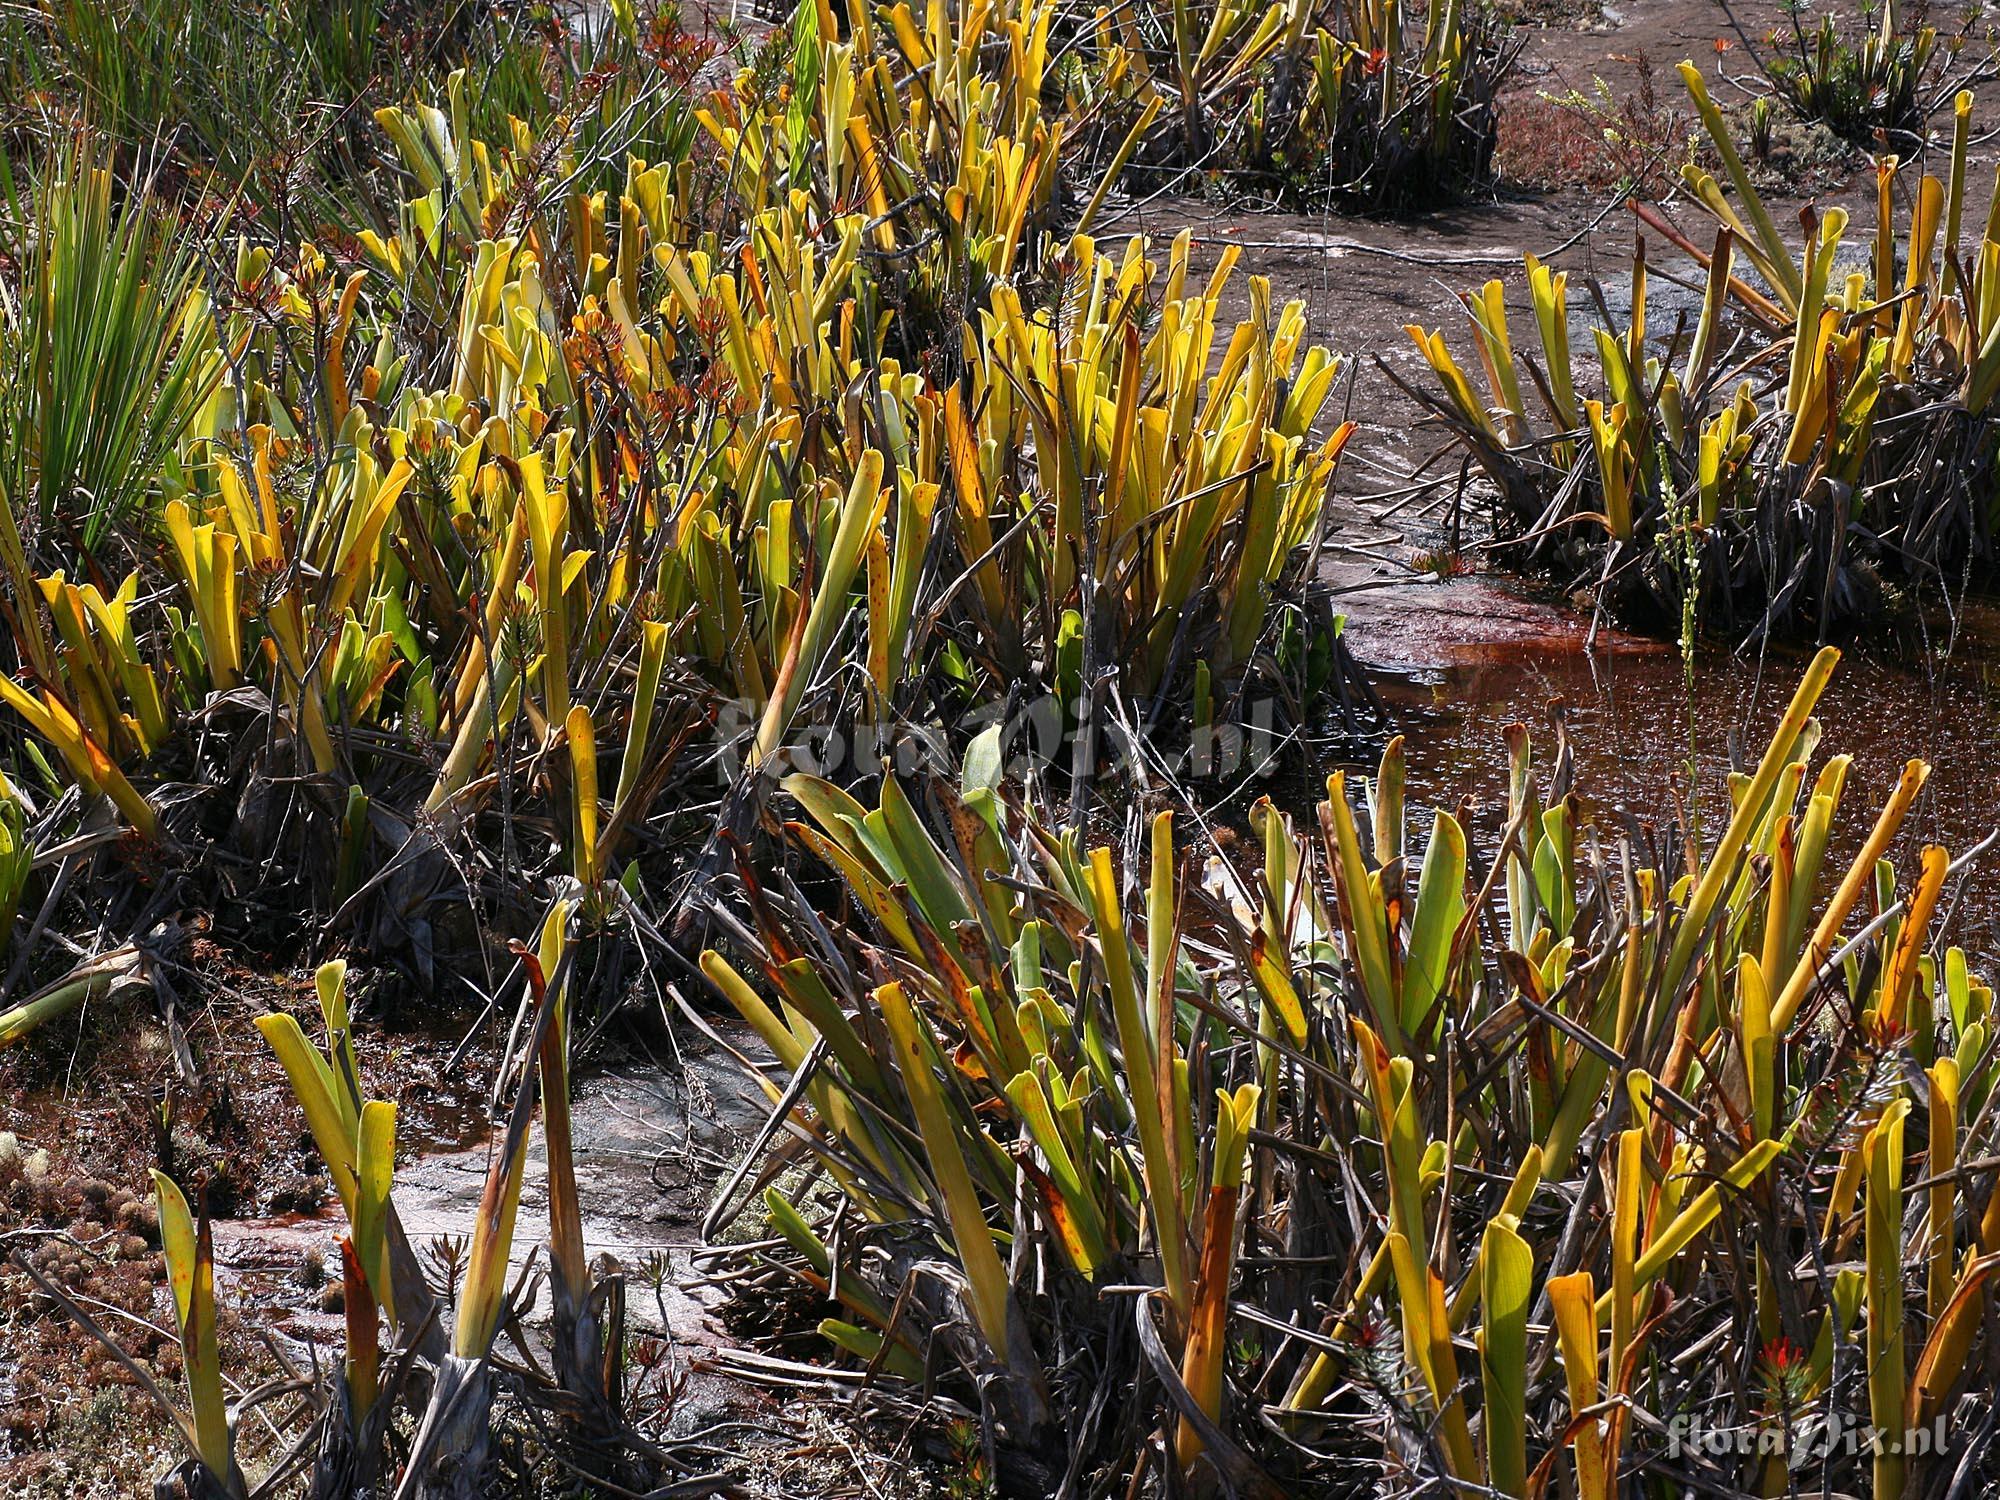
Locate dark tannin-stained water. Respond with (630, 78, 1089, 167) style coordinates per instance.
(1321, 574, 2000, 959)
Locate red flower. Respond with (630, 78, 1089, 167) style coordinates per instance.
(1761, 1337, 1801, 1374)
(1759, 1335, 1811, 1405)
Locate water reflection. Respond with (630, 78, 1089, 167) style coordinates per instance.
(1322, 578, 2000, 958)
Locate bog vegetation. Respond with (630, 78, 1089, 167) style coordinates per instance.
(1409, 64, 2000, 640)
(0, 0, 1998, 1496)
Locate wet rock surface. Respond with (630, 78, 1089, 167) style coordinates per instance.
(210, 1025, 772, 1351)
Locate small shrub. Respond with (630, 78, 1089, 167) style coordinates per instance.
(1496, 59, 1692, 196)
(1754, 0, 1997, 148)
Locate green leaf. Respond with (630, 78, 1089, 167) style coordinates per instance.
(963, 721, 1004, 796)
(1479, 1217, 1532, 1498)
(255, 1012, 359, 1210)
(355, 1100, 397, 1323)
(1327, 772, 1399, 1051)
(1401, 811, 1466, 1039)
(873, 980, 1013, 1362)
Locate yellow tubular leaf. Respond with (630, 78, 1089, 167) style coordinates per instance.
(700, 950, 807, 1073)
(1449, 1145, 1544, 1331)
(454, 1116, 531, 1359)
(1087, 845, 1189, 1314)
(1866, 1100, 1909, 1500)
(611, 618, 670, 823)
(255, 1012, 360, 1211)
(1771, 758, 1931, 1031)
(1598, 1138, 1785, 1300)
(874, 980, 1013, 1363)
(1479, 1217, 1532, 1498)
(1549, 1271, 1607, 1500)
(1326, 772, 1398, 1050)
(151, 1171, 231, 1482)
(355, 1100, 397, 1324)
(1665, 647, 1840, 999)
(1176, 1085, 1258, 1470)
(1880, 844, 1948, 1028)
(566, 704, 599, 884)
(1910, 1252, 2000, 1425)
